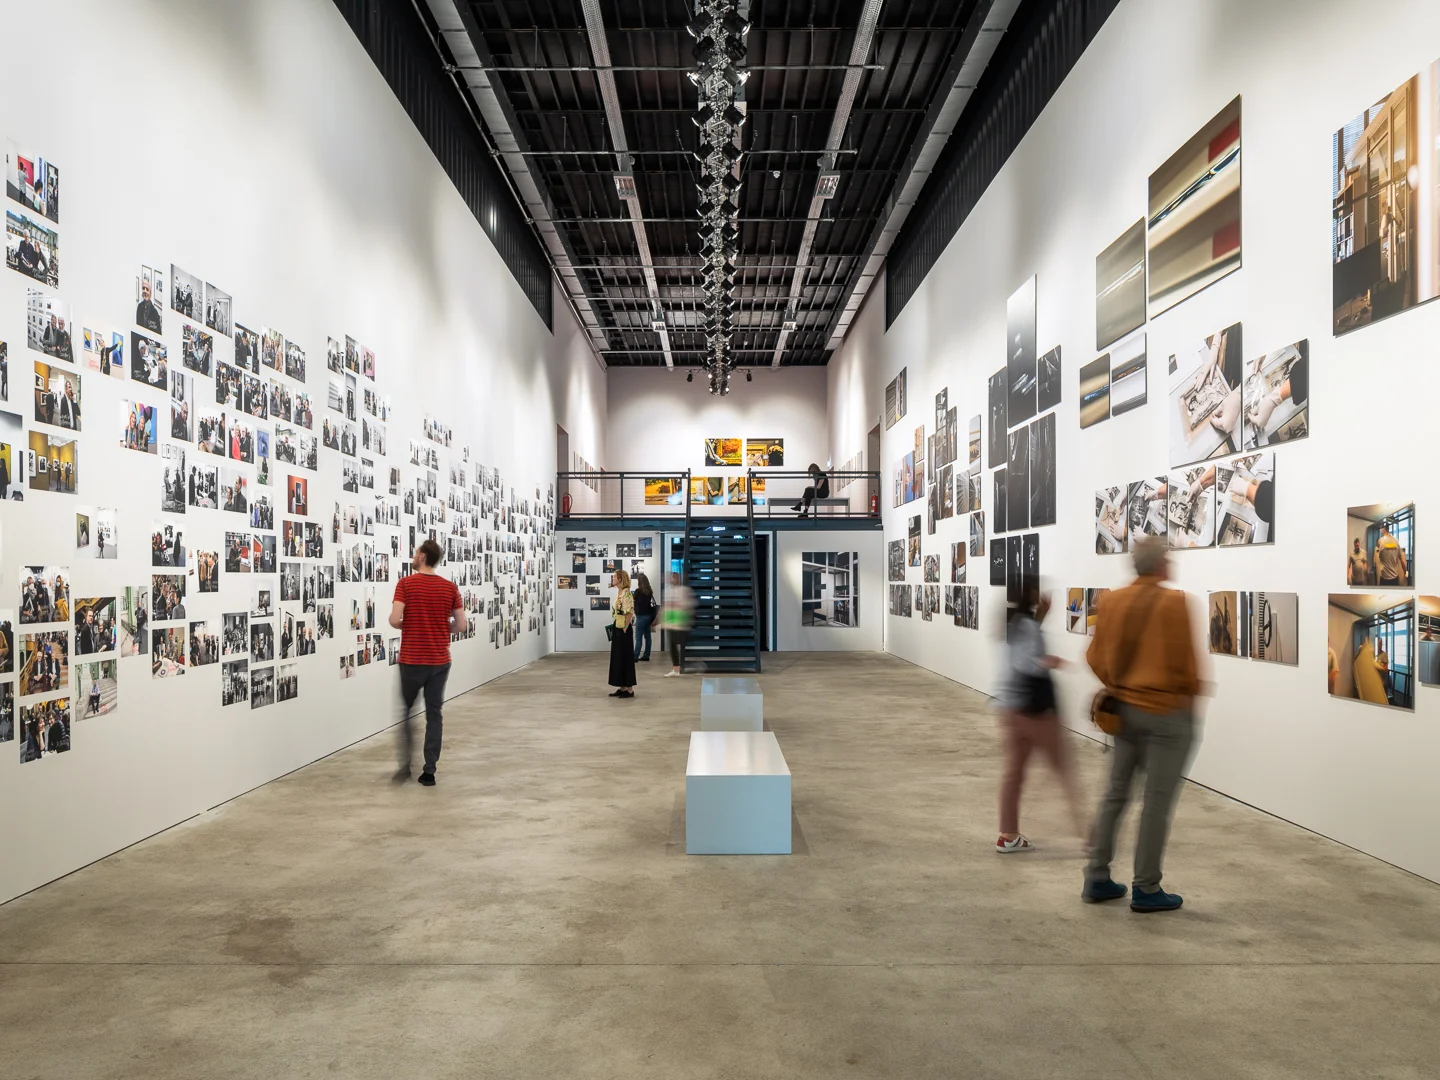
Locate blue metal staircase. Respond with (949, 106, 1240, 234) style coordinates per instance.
(681, 516, 761, 674)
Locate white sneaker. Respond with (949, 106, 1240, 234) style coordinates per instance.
(996, 834, 1034, 853)
(664, 670, 681, 677)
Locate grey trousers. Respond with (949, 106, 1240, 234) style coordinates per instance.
(1085, 702, 1196, 892)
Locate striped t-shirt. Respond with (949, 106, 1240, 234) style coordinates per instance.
(394, 572, 462, 665)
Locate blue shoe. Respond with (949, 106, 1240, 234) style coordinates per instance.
(1081, 878, 1127, 903)
(1130, 887, 1183, 912)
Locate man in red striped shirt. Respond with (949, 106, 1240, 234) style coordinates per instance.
(390, 538, 465, 786)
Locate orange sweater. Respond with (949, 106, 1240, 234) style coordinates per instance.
(1086, 578, 1200, 715)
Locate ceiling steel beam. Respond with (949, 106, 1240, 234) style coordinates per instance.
(577, 0, 673, 370)
(769, 0, 885, 369)
(419, 0, 610, 368)
(823, 0, 1020, 350)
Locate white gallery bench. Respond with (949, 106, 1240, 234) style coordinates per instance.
(811, 497, 850, 516)
(685, 731, 792, 855)
(700, 676, 764, 731)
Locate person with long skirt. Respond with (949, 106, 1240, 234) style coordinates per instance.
(608, 569, 637, 698)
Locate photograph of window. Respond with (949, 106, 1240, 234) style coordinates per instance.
(1346, 502, 1413, 587)
(1332, 59, 1440, 335)
(1327, 594, 1413, 710)
(1149, 95, 1241, 316)
(1242, 339, 1309, 449)
(1417, 596, 1440, 687)
(1168, 322, 1242, 467)
(1078, 355, 1110, 429)
(1006, 276, 1038, 426)
(800, 551, 857, 628)
(1096, 218, 1146, 350)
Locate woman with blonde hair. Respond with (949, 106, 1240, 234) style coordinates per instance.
(608, 568, 637, 698)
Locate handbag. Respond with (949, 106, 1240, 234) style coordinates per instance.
(1090, 588, 1161, 736)
(604, 623, 616, 642)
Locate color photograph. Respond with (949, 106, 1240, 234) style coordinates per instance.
(1242, 339, 1309, 449)
(1418, 596, 1440, 687)
(1095, 218, 1146, 350)
(1215, 452, 1275, 546)
(5, 142, 60, 223)
(33, 361, 81, 431)
(1167, 465, 1215, 549)
(19, 565, 69, 625)
(73, 596, 116, 655)
(887, 539, 905, 582)
(121, 400, 158, 454)
(1006, 276, 1038, 425)
(703, 438, 742, 467)
(152, 626, 186, 677)
(1208, 591, 1239, 656)
(950, 541, 966, 584)
(20, 631, 69, 697)
(1327, 594, 1413, 710)
(1346, 502, 1413, 587)
(1148, 95, 1241, 316)
(1078, 355, 1110, 429)
(119, 586, 148, 655)
(130, 330, 167, 388)
(745, 438, 783, 466)
(1095, 486, 1129, 555)
(1332, 59, 1440, 335)
(75, 659, 117, 719)
(1107, 332, 1147, 416)
(1244, 591, 1298, 665)
(19, 698, 69, 761)
(645, 477, 684, 505)
(1168, 322, 1242, 467)
(76, 506, 117, 559)
(6, 211, 59, 288)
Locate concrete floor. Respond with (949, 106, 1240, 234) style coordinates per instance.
(2, 652, 1438, 1079)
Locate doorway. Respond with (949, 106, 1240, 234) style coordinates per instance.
(756, 533, 770, 651)
(867, 423, 881, 512)
(556, 425, 569, 510)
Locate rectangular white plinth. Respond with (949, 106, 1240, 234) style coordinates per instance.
(685, 731, 791, 855)
(699, 676, 764, 731)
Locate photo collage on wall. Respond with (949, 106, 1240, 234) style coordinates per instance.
(557, 536, 656, 633)
(687, 435, 783, 508)
(1, 140, 560, 754)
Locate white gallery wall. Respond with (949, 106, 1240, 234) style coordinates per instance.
(0, 0, 606, 902)
(827, 0, 1440, 882)
(553, 530, 663, 652)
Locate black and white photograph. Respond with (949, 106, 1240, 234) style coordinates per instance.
(1005, 535, 1023, 604)
(1036, 346, 1062, 415)
(1028, 412, 1056, 528)
(250, 665, 275, 709)
(222, 612, 249, 658)
(1149, 96, 1241, 317)
(27, 290, 73, 362)
(1006, 276, 1038, 426)
(131, 330, 168, 388)
(285, 341, 306, 382)
(1107, 332, 1147, 416)
(970, 511, 985, 558)
(993, 467, 1007, 534)
(1126, 477, 1168, 542)
(33, 361, 81, 431)
(7, 211, 59, 289)
(1346, 502, 1413, 588)
(887, 539, 905, 582)
(150, 521, 186, 567)
(152, 573, 187, 621)
(1242, 339, 1309, 449)
(1005, 427, 1029, 532)
(327, 336, 343, 374)
(204, 283, 231, 336)
(989, 541, 1005, 587)
(950, 542, 966, 584)
(1243, 591, 1298, 665)
(986, 368, 1006, 467)
(1022, 532, 1040, 601)
(252, 580, 275, 619)
(160, 444, 186, 514)
(1167, 464, 1216, 549)
(251, 620, 275, 662)
(151, 626, 186, 678)
(170, 264, 204, 320)
(1168, 322, 1242, 467)
(234, 324, 260, 373)
(1078, 355, 1110, 429)
(75, 659, 118, 719)
(800, 551, 858, 628)
(569, 609, 583, 629)
(182, 323, 213, 377)
(277, 663, 298, 703)
(1215, 452, 1276, 546)
(223, 658, 249, 706)
(189, 621, 219, 667)
(170, 370, 192, 441)
(1095, 218, 1147, 350)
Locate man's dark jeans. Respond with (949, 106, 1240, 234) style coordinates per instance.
(398, 662, 450, 776)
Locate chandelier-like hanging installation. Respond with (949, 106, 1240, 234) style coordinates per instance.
(687, 0, 748, 394)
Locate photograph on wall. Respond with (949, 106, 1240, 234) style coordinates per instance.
(73, 596, 115, 656)
(134, 265, 165, 333)
(1242, 339, 1309, 449)
(589, 596, 611, 612)
(0, 407, 23, 496)
(160, 444, 185, 512)
(1078, 355, 1110, 429)
(250, 665, 275, 709)
(1005, 535, 1023, 604)
(1005, 276, 1038, 425)
(1096, 218, 1146, 350)
(1333, 58, 1440, 335)
(1207, 591, 1240, 656)
(1148, 95, 1241, 316)
(690, 476, 724, 505)
(884, 368, 907, 430)
(6, 211, 59, 288)
(923, 554, 940, 583)
(196, 549, 218, 593)
(1346, 502, 1413, 587)
(1028, 412, 1056, 528)
(745, 439, 783, 466)
(1215, 451, 1275, 546)
(703, 438, 742, 467)
(183, 461, 215, 510)
(645, 477, 683, 506)
(76, 506, 117, 559)
(182, 323, 213, 377)
(907, 515, 921, 567)
(992, 467, 1007, 534)
(887, 539, 905, 582)
(1126, 477, 1168, 541)
(1022, 533, 1040, 601)
(222, 611, 248, 658)
(922, 584, 940, 622)
(568, 609, 583, 629)
(119, 586, 148, 655)
(152, 574, 186, 621)
(33, 361, 81, 431)
(986, 369, 1006, 466)
(800, 551, 858, 628)
(19, 631, 69, 698)
(130, 331, 167, 389)
(557, 575, 577, 591)
(287, 475, 308, 516)
(726, 477, 751, 505)
(970, 511, 985, 558)
(950, 541, 966, 584)
(1244, 591, 1299, 665)
(1327, 594, 1413, 710)
(151, 625, 186, 678)
(121, 400, 157, 454)
(1107, 333, 1147, 416)
(220, 657, 248, 706)
(1419, 597, 1440, 686)
(224, 469, 250, 516)
(1066, 588, 1088, 634)
(170, 264, 203, 320)
(82, 327, 124, 378)
(205, 283, 231, 336)
(226, 531, 252, 573)
(261, 328, 283, 373)
(18, 698, 69, 761)
(1168, 322, 1242, 467)
(75, 659, 117, 719)
(1005, 428, 1029, 532)
(251, 620, 275, 662)
(28, 429, 77, 493)
(0, 611, 12, 676)
(1167, 465, 1215, 549)
(26, 291, 73, 362)
(987, 538, 1005, 586)
(169, 370, 192, 441)
(5, 141, 60, 222)
(1036, 346, 1062, 415)
(1095, 485, 1129, 555)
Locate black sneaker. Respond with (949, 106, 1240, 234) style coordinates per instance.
(417, 773, 436, 787)
(609, 689, 624, 697)
(1130, 887, 1182, 912)
(618, 690, 634, 698)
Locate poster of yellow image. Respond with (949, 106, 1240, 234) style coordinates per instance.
(644, 477, 683, 505)
(704, 438, 742, 467)
(745, 438, 783, 466)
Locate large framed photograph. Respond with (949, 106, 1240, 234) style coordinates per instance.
(1327, 594, 1413, 710)
(1167, 322, 1241, 467)
(1242, 340, 1308, 449)
(1096, 218, 1145, 350)
(1006, 276, 1037, 426)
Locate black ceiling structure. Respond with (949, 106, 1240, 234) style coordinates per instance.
(338, 1, 1119, 374)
